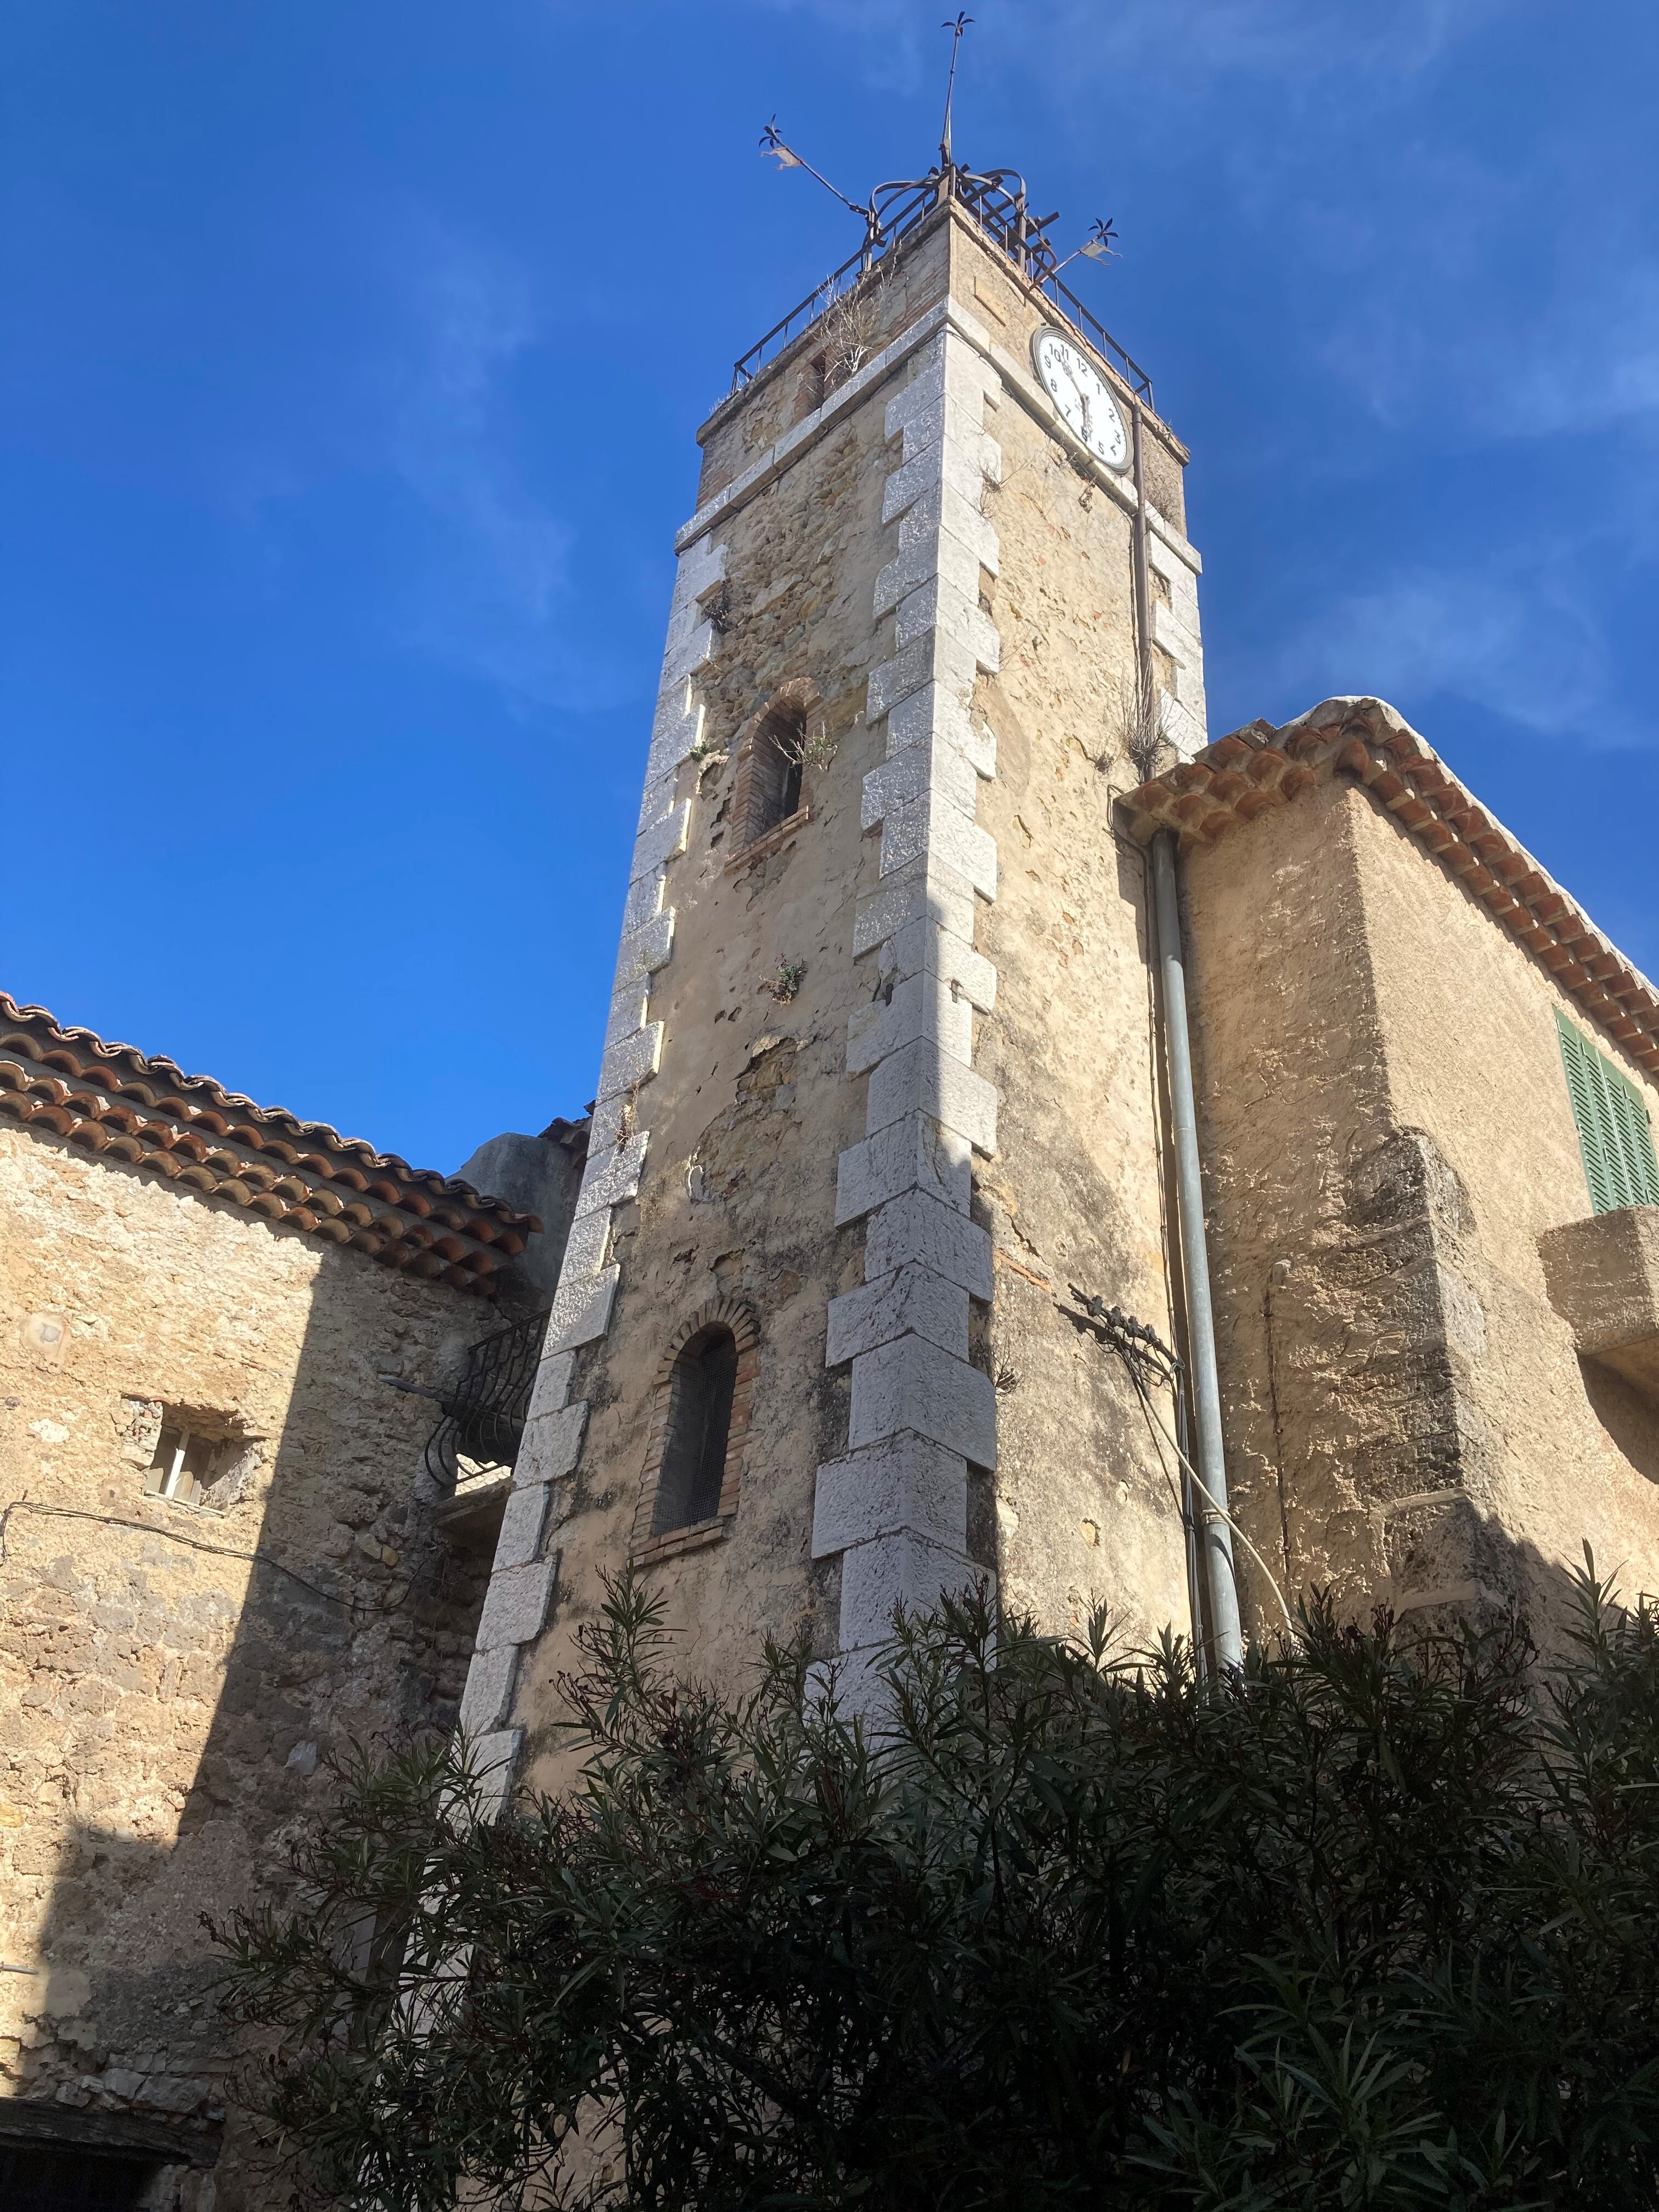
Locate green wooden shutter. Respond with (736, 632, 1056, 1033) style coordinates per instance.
(1555, 1008, 1659, 1212)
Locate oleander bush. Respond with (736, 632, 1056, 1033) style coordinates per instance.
(215, 1553, 1659, 2210)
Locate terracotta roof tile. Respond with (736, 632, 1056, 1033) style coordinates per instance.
(1121, 696, 1659, 1084)
(0, 994, 539, 1297)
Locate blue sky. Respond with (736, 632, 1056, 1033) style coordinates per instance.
(4, 1, 1655, 1175)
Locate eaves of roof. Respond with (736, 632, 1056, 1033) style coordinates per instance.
(0, 994, 540, 1298)
(1120, 696, 1659, 1084)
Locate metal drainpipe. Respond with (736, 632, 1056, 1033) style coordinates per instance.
(1150, 831, 1244, 1670)
(1131, 399, 1238, 1668)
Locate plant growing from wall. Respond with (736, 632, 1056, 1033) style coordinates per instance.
(216, 1554, 1659, 2210)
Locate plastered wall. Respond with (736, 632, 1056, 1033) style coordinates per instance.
(0, 1127, 494, 2204)
(1184, 772, 1659, 1639)
(955, 217, 1196, 1645)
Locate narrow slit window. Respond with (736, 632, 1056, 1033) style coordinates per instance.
(652, 1325, 738, 1534)
(1555, 1008, 1659, 1214)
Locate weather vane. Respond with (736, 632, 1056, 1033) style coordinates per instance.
(755, 15, 1124, 298)
(940, 11, 973, 168)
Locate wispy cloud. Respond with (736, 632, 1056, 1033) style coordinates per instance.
(378, 224, 623, 710)
(1266, 544, 1634, 745)
(749, 0, 1517, 96)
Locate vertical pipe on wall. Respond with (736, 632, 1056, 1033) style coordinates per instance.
(1151, 830, 1245, 1671)
(1131, 401, 1154, 731)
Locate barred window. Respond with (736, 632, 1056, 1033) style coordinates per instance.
(653, 1325, 739, 1535)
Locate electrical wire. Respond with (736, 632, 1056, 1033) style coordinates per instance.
(1124, 1374, 1295, 1632)
(0, 1496, 348, 1609)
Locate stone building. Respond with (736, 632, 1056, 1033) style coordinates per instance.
(5, 148, 1659, 2210)
(453, 168, 1659, 1816)
(0, 994, 582, 2206)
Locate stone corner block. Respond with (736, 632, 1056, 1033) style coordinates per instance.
(494, 1483, 551, 1572)
(826, 1263, 968, 1365)
(838, 1530, 981, 1652)
(849, 1332, 997, 1468)
(546, 1266, 619, 1355)
(459, 1645, 520, 1737)
(812, 1430, 969, 1558)
(467, 1728, 524, 1822)
(524, 1347, 575, 1425)
(475, 1558, 558, 1654)
(866, 1041, 998, 1156)
(865, 1190, 992, 1301)
(835, 1114, 970, 1227)
(517, 1398, 589, 1485)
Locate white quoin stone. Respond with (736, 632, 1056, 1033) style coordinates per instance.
(883, 917, 997, 1010)
(516, 1396, 589, 1484)
(460, 1647, 519, 1738)
(575, 1132, 650, 1218)
(849, 1332, 998, 1467)
(475, 1559, 558, 1654)
(836, 1108, 972, 1226)
(826, 1263, 969, 1365)
(838, 1530, 981, 1652)
(861, 739, 980, 831)
(845, 974, 973, 1079)
(594, 1024, 664, 1103)
(853, 855, 981, 957)
(865, 1040, 998, 1156)
(493, 1483, 550, 1571)
(812, 1431, 969, 1558)
(865, 1189, 994, 1300)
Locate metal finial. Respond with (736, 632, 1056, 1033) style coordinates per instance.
(940, 12, 973, 168)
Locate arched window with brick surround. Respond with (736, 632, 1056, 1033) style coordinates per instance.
(742, 706, 803, 844)
(729, 686, 816, 861)
(630, 1299, 760, 1564)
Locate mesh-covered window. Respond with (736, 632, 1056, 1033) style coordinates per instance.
(1555, 1008, 1659, 1214)
(652, 1326, 738, 1534)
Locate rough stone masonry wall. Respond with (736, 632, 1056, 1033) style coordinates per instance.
(948, 221, 1201, 1649)
(1185, 770, 1659, 1641)
(471, 209, 1211, 1774)
(458, 224, 962, 1774)
(0, 1127, 490, 2205)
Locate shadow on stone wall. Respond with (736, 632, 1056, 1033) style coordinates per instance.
(11, 1244, 504, 2211)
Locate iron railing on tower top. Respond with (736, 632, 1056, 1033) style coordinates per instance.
(730, 165, 1153, 409)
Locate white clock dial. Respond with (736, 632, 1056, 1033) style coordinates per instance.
(1032, 327, 1130, 473)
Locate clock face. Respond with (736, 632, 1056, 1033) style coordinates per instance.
(1032, 328, 1130, 473)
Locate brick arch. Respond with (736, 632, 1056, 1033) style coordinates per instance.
(630, 1296, 761, 1565)
(727, 681, 823, 864)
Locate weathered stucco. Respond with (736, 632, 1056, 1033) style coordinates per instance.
(0, 1126, 498, 2202)
(1183, 764, 1659, 1639)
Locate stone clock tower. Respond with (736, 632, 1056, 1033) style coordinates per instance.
(459, 167, 1214, 1773)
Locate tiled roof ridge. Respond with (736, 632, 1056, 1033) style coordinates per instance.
(0, 992, 541, 1297)
(1121, 696, 1659, 1082)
